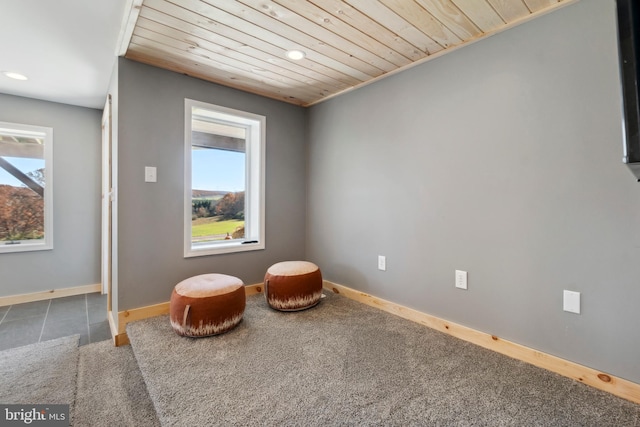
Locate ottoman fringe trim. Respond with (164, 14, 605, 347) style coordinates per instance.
(268, 290, 323, 311)
(170, 312, 244, 337)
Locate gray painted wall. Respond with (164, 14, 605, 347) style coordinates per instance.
(116, 59, 307, 311)
(307, 0, 640, 383)
(0, 94, 102, 296)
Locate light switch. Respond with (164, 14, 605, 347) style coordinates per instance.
(145, 166, 157, 183)
(563, 290, 580, 314)
(378, 255, 386, 271)
(455, 270, 468, 290)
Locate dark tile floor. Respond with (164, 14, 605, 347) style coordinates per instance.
(0, 293, 110, 351)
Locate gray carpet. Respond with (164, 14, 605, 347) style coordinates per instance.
(0, 334, 159, 427)
(127, 292, 640, 426)
(0, 335, 79, 407)
(74, 339, 159, 427)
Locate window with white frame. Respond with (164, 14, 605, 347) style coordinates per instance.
(184, 99, 265, 257)
(0, 122, 53, 253)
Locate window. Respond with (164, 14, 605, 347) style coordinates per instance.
(184, 99, 265, 257)
(0, 122, 53, 253)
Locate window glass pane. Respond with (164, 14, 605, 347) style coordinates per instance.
(184, 99, 265, 257)
(191, 119, 246, 244)
(0, 124, 51, 251)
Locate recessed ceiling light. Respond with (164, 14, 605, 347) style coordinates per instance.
(286, 50, 306, 60)
(2, 71, 28, 81)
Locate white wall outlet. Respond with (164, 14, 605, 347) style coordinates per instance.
(455, 270, 468, 290)
(145, 166, 157, 183)
(563, 290, 581, 314)
(378, 255, 386, 271)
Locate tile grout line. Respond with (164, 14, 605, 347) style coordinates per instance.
(38, 299, 52, 342)
(0, 305, 10, 325)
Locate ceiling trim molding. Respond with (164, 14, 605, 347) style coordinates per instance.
(116, 0, 144, 56)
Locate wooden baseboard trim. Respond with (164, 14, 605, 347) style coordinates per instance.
(107, 310, 128, 346)
(323, 281, 640, 405)
(0, 284, 102, 307)
(112, 283, 264, 346)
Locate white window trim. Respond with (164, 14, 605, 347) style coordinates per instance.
(184, 99, 265, 257)
(0, 121, 53, 253)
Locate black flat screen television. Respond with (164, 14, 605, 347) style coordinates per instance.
(616, 0, 640, 181)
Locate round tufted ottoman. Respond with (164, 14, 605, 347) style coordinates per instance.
(170, 273, 246, 337)
(264, 261, 323, 311)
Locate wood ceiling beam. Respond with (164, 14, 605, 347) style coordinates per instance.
(192, 132, 245, 153)
(0, 140, 43, 159)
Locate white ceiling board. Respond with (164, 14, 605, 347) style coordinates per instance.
(0, 0, 128, 109)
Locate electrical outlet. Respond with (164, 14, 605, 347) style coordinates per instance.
(455, 270, 468, 290)
(378, 255, 386, 271)
(563, 290, 580, 314)
(145, 166, 157, 183)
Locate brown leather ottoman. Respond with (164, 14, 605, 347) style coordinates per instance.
(264, 261, 323, 311)
(170, 273, 245, 337)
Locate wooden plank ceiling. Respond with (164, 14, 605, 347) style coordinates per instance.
(121, 0, 577, 106)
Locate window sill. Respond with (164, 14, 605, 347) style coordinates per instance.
(0, 241, 52, 254)
(184, 240, 264, 258)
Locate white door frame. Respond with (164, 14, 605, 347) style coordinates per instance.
(101, 95, 113, 304)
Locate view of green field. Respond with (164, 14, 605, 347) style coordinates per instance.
(191, 216, 244, 241)
(191, 189, 245, 242)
